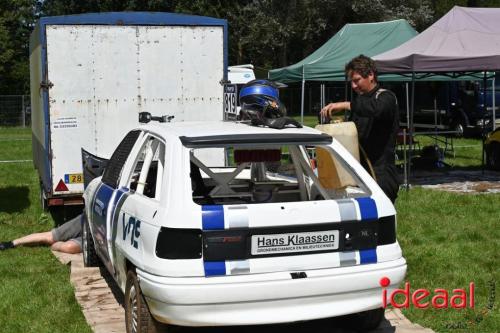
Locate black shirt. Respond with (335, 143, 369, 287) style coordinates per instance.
(349, 84, 399, 173)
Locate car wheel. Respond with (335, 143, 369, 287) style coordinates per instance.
(451, 110, 468, 138)
(487, 143, 500, 170)
(125, 270, 162, 333)
(346, 308, 385, 332)
(82, 213, 100, 267)
(452, 119, 465, 137)
(454, 122, 464, 137)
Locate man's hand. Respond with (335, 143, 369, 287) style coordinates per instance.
(320, 101, 351, 118)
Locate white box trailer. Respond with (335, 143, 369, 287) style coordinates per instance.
(29, 12, 228, 208)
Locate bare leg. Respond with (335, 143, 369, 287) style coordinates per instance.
(12, 231, 54, 247)
(51, 240, 81, 254)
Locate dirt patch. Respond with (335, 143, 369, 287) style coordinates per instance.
(410, 170, 500, 194)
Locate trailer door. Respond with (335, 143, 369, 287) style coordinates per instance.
(45, 25, 224, 196)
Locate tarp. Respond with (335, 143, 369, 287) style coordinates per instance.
(268, 20, 417, 83)
(374, 6, 500, 73)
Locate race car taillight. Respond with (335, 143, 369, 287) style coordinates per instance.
(377, 215, 396, 245)
(156, 227, 202, 259)
(203, 230, 248, 261)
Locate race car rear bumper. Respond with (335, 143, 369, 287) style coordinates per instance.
(137, 257, 407, 326)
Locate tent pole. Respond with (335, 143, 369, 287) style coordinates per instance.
(322, 84, 326, 108)
(434, 97, 438, 144)
(320, 84, 322, 109)
(408, 72, 416, 190)
(404, 82, 410, 188)
(300, 65, 305, 125)
(344, 74, 348, 100)
(482, 71, 487, 173)
(493, 76, 496, 131)
(320, 83, 324, 109)
(406, 82, 410, 130)
(344, 74, 348, 121)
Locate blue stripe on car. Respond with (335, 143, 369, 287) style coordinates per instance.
(94, 183, 114, 217)
(202, 205, 225, 230)
(355, 198, 378, 264)
(111, 187, 129, 216)
(204, 261, 226, 276)
(354, 197, 378, 221)
(359, 248, 377, 264)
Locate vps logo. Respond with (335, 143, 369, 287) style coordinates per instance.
(122, 214, 141, 249)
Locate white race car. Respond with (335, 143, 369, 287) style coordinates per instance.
(82, 119, 406, 333)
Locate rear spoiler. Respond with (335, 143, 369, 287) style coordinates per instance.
(179, 133, 333, 148)
(81, 149, 109, 189)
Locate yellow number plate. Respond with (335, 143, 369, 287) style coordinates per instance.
(64, 173, 83, 184)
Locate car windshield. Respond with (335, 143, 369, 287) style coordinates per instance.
(189, 144, 370, 205)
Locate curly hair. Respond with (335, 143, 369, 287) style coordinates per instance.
(345, 55, 378, 81)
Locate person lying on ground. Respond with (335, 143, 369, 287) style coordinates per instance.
(0, 214, 82, 254)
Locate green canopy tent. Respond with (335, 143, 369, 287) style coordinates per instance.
(268, 19, 487, 123)
(268, 20, 418, 122)
(269, 19, 417, 82)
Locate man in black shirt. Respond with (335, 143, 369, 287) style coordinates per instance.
(320, 55, 400, 202)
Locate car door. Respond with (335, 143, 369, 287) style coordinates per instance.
(91, 130, 142, 273)
(113, 134, 166, 270)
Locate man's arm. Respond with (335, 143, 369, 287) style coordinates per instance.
(320, 101, 351, 118)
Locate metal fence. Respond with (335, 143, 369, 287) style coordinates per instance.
(0, 95, 31, 127)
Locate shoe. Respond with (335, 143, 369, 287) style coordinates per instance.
(0, 241, 14, 250)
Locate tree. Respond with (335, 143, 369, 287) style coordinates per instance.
(432, 0, 500, 21)
(38, 0, 174, 16)
(3, 0, 479, 94)
(0, 0, 37, 94)
(349, 0, 434, 31)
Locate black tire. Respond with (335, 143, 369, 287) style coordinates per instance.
(346, 308, 385, 332)
(39, 181, 48, 211)
(487, 143, 500, 171)
(125, 270, 162, 333)
(82, 213, 100, 267)
(451, 110, 468, 138)
(451, 119, 465, 138)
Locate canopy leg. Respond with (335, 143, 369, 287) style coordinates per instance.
(301, 78, 305, 125)
(408, 72, 416, 189)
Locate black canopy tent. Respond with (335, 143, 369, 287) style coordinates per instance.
(373, 6, 500, 186)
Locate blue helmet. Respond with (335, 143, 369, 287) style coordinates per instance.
(239, 79, 286, 120)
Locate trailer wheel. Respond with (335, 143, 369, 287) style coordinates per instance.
(125, 270, 162, 333)
(39, 181, 48, 211)
(82, 213, 100, 267)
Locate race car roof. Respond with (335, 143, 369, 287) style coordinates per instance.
(142, 121, 332, 147)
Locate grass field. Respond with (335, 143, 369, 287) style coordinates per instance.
(0, 126, 498, 332)
(0, 127, 92, 333)
(397, 188, 499, 332)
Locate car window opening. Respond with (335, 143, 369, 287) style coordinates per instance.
(190, 144, 370, 205)
(129, 136, 165, 200)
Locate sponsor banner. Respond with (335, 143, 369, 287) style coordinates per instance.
(251, 230, 339, 255)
